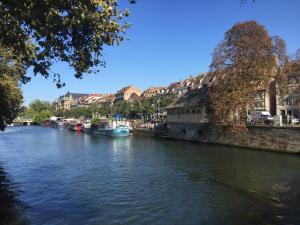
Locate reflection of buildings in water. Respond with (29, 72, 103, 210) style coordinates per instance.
(0, 165, 28, 225)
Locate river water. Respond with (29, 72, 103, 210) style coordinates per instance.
(0, 126, 300, 225)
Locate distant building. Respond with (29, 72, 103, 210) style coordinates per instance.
(166, 73, 211, 96)
(115, 85, 142, 103)
(167, 81, 186, 96)
(77, 93, 116, 108)
(55, 92, 89, 110)
(93, 93, 116, 107)
(141, 87, 167, 98)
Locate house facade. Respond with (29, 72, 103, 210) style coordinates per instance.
(166, 85, 210, 125)
(276, 72, 300, 117)
(115, 85, 142, 103)
(141, 87, 167, 98)
(253, 81, 277, 115)
(55, 92, 89, 110)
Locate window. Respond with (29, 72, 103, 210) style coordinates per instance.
(186, 109, 190, 114)
(254, 90, 266, 111)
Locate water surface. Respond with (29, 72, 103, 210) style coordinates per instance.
(0, 126, 300, 225)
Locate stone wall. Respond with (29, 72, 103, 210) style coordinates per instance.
(165, 123, 300, 154)
(133, 128, 165, 137)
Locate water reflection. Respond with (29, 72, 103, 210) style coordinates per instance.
(0, 164, 27, 225)
(0, 127, 300, 225)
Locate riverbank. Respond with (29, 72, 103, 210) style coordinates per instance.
(133, 125, 300, 154)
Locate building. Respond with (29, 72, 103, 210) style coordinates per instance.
(55, 92, 89, 110)
(167, 81, 187, 96)
(276, 71, 300, 117)
(166, 73, 212, 96)
(141, 87, 167, 98)
(253, 81, 277, 115)
(165, 71, 279, 126)
(166, 86, 209, 124)
(165, 73, 215, 124)
(77, 93, 116, 108)
(115, 85, 142, 103)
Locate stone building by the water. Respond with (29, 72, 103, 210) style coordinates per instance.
(165, 73, 215, 125)
(166, 86, 209, 124)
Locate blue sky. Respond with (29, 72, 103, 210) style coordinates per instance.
(22, 0, 300, 105)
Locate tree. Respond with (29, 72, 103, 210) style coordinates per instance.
(0, 0, 134, 130)
(22, 99, 54, 124)
(0, 75, 23, 130)
(0, 0, 133, 86)
(32, 109, 53, 124)
(210, 21, 281, 133)
(272, 35, 289, 96)
(0, 46, 24, 130)
(29, 100, 53, 113)
(91, 117, 101, 126)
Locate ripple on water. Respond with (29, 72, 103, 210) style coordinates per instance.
(0, 127, 300, 225)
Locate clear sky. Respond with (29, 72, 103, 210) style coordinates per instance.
(21, 0, 300, 105)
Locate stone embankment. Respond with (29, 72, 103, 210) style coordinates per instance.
(133, 124, 300, 154)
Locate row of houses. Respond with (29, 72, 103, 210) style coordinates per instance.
(166, 71, 300, 125)
(54, 68, 300, 122)
(54, 74, 208, 110)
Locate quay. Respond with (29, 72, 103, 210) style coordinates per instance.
(133, 126, 300, 154)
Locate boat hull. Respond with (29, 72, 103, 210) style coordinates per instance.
(95, 127, 130, 137)
(68, 124, 82, 131)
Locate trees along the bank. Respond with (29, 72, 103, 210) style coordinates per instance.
(29, 100, 53, 114)
(24, 100, 54, 124)
(0, 76, 23, 130)
(210, 21, 287, 133)
(0, 47, 24, 130)
(0, 0, 134, 130)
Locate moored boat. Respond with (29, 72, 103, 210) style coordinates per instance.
(94, 119, 130, 137)
(68, 122, 82, 131)
(81, 121, 94, 133)
(96, 125, 130, 137)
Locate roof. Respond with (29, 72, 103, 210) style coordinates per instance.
(168, 82, 182, 90)
(117, 85, 135, 94)
(78, 93, 116, 105)
(166, 85, 210, 109)
(129, 93, 141, 100)
(144, 86, 166, 93)
(142, 87, 166, 96)
(59, 92, 89, 100)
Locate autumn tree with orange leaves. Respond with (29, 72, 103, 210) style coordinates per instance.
(209, 21, 287, 133)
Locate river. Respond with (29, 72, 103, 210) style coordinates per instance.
(0, 126, 300, 225)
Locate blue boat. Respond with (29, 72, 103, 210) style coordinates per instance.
(96, 125, 130, 137)
(94, 119, 130, 137)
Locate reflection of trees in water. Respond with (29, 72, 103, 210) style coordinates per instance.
(0, 165, 28, 225)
